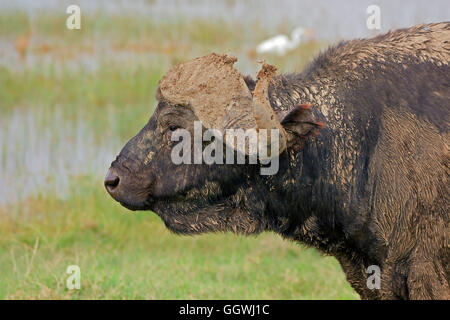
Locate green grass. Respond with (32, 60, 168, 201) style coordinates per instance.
(0, 176, 357, 299)
(0, 9, 358, 299)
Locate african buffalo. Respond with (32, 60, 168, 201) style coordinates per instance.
(105, 23, 450, 299)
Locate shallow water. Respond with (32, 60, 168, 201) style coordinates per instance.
(0, 109, 120, 205)
(2, 0, 449, 39)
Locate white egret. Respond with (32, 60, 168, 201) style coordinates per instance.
(256, 27, 311, 55)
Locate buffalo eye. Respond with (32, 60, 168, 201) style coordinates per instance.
(165, 125, 182, 141)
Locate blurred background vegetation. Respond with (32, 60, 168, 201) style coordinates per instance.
(0, 0, 448, 299)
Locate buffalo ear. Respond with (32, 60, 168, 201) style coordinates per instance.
(277, 103, 325, 150)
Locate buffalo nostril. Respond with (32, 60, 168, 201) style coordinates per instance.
(104, 169, 120, 191)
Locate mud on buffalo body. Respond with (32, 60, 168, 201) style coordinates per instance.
(105, 23, 450, 300)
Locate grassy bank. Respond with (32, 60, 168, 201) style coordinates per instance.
(0, 176, 357, 299)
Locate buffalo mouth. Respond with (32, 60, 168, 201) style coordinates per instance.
(118, 199, 154, 211)
(111, 178, 260, 235)
(108, 176, 238, 215)
(118, 180, 242, 219)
